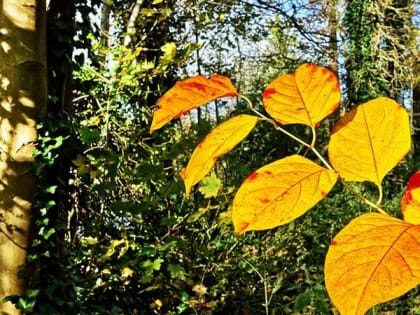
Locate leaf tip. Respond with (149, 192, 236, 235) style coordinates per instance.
(235, 221, 250, 235)
(180, 168, 192, 197)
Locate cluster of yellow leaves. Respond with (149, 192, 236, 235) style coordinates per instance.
(150, 63, 418, 315)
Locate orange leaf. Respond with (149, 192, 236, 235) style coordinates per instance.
(325, 213, 420, 315)
(262, 63, 340, 127)
(401, 171, 420, 224)
(328, 97, 411, 186)
(150, 75, 238, 131)
(232, 154, 337, 234)
(181, 114, 258, 197)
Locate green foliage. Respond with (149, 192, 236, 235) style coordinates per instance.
(343, 0, 390, 105)
(15, 1, 417, 314)
(199, 173, 222, 198)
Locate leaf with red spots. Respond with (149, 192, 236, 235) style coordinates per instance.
(325, 213, 420, 315)
(262, 63, 340, 127)
(232, 154, 337, 234)
(181, 114, 259, 197)
(150, 75, 238, 132)
(328, 97, 411, 186)
(401, 171, 420, 224)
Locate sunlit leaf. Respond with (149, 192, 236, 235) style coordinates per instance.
(232, 154, 338, 234)
(328, 97, 411, 186)
(325, 213, 420, 315)
(160, 42, 177, 65)
(401, 171, 420, 224)
(121, 267, 134, 278)
(199, 173, 222, 198)
(262, 63, 340, 127)
(181, 114, 258, 197)
(150, 75, 238, 131)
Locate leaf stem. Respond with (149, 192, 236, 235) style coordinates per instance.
(243, 259, 269, 315)
(376, 185, 383, 207)
(240, 94, 334, 170)
(240, 94, 388, 216)
(310, 126, 317, 148)
(239, 95, 312, 150)
(340, 180, 388, 215)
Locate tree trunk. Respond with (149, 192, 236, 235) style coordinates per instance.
(326, 0, 338, 73)
(0, 1, 46, 314)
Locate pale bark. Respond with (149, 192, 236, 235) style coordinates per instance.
(123, 0, 144, 47)
(326, 0, 338, 73)
(100, 2, 111, 46)
(0, 1, 46, 314)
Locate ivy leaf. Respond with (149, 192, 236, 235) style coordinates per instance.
(401, 171, 420, 224)
(328, 97, 411, 186)
(181, 114, 258, 197)
(150, 75, 238, 131)
(199, 173, 222, 198)
(325, 213, 420, 315)
(232, 154, 337, 234)
(262, 63, 340, 127)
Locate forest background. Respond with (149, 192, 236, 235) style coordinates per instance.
(0, 0, 419, 314)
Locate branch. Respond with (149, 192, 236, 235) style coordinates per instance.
(124, 0, 144, 47)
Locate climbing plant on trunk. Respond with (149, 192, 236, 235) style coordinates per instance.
(0, 1, 47, 314)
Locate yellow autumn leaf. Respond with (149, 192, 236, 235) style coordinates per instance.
(328, 97, 411, 186)
(232, 154, 337, 234)
(262, 63, 340, 127)
(401, 171, 420, 224)
(325, 213, 420, 315)
(150, 75, 238, 132)
(181, 114, 259, 197)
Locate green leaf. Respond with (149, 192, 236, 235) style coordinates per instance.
(44, 185, 57, 194)
(141, 258, 164, 276)
(313, 298, 330, 315)
(26, 289, 39, 299)
(293, 291, 310, 313)
(79, 127, 101, 145)
(160, 42, 176, 65)
(39, 227, 55, 240)
(17, 297, 36, 313)
(98, 239, 128, 262)
(167, 264, 187, 280)
(199, 173, 222, 198)
(187, 207, 208, 223)
(152, 258, 164, 271)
